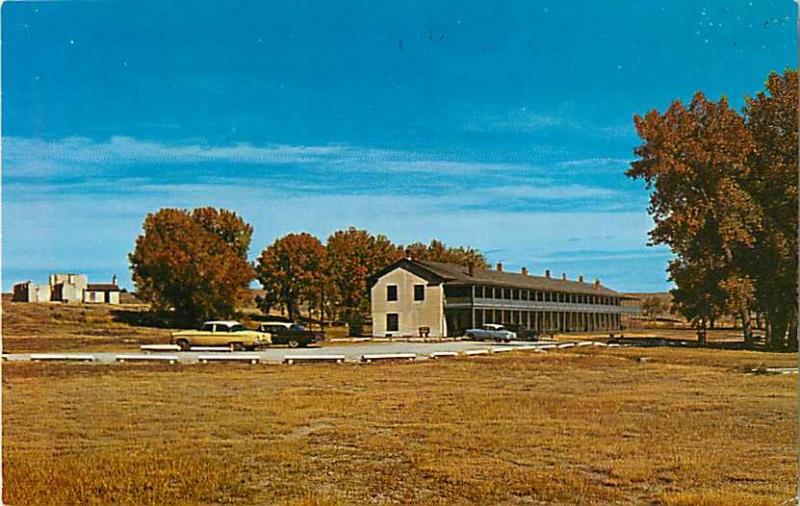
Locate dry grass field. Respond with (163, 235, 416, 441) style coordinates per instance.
(3, 345, 797, 505)
(0, 296, 354, 353)
(1, 296, 171, 353)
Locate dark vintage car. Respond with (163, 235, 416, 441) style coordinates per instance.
(257, 322, 321, 348)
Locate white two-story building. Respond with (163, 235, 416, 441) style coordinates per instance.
(369, 259, 626, 338)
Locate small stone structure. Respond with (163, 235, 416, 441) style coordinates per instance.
(12, 273, 120, 304)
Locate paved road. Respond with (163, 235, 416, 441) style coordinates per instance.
(2, 340, 569, 364)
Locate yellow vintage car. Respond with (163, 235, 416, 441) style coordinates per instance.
(170, 320, 272, 351)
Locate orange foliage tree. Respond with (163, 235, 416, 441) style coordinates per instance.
(326, 227, 403, 335)
(742, 70, 798, 350)
(402, 239, 489, 268)
(255, 232, 327, 321)
(628, 70, 798, 350)
(129, 207, 254, 324)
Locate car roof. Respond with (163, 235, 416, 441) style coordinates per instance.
(203, 320, 242, 326)
(261, 321, 292, 326)
(483, 323, 505, 328)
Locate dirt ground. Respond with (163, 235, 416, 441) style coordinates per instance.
(3, 345, 796, 505)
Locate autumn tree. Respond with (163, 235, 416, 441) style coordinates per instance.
(129, 208, 255, 324)
(255, 233, 327, 321)
(326, 227, 403, 335)
(640, 295, 666, 320)
(627, 92, 761, 345)
(668, 258, 728, 342)
(403, 239, 489, 268)
(629, 70, 798, 350)
(191, 207, 253, 258)
(742, 70, 798, 350)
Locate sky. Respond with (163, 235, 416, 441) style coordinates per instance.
(2, 0, 797, 293)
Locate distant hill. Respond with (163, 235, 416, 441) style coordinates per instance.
(623, 292, 673, 304)
(622, 292, 676, 320)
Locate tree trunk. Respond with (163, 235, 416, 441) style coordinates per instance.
(720, 244, 754, 347)
(741, 310, 754, 347)
(765, 311, 787, 351)
(697, 318, 707, 345)
(787, 317, 798, 353)
(320, 285, 326, 330)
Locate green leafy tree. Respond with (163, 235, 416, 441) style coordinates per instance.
(129, 208, 255, 324)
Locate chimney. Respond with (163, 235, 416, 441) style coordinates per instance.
(545, 269, 550, 278)
(467, 262, 475, 277)
(521, 267, 528, 276)
(496, 262, 503, 272)
(578, 275, 584, 283)
(561, 272, 567, 281)
(594, 278, 601, 288)
(112, 274, 117, 285)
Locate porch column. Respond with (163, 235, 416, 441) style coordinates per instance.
(471, 285, 476, 329)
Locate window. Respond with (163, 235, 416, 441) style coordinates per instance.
(413, 284, 425, 301)
(387, 313, 399, 332)
(387, 285, 398, 301)
(201, 323, 214, 332)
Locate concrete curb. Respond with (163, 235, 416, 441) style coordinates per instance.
(198, 354, 260, 365)
(30, 354, 95, 362)
(283, 354, 345, 365)
(463, 349, 490, 356)
(140, 344, 181, 352)
(361, 353, 416, 363)
(116, 354, 179, 364)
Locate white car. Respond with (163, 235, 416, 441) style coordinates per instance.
(464, 323, 517, 342)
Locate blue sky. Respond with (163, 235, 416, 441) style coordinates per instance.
(2, 0, 796, 292)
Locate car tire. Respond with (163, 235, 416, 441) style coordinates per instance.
(176, 339, 191, 352)
(288, 339, 300, 348)
(466, 332, 474, 339)
(230, 342, 245, 352)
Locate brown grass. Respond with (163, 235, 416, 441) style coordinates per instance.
(1, 297, 172, 353)
(3, 345, 797, 505)
(1, 296, 360, 353)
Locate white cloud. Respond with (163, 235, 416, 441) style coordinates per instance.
(483, 183, 622, 200)
(3, 135, 539, 178)
(557, 157, 631, 168)
(458, 103, 635, 139)
(2, 176, 658, 291)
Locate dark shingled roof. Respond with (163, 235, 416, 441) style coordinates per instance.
(86, 284, 121, 292)
(384, 259, 620, 296)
